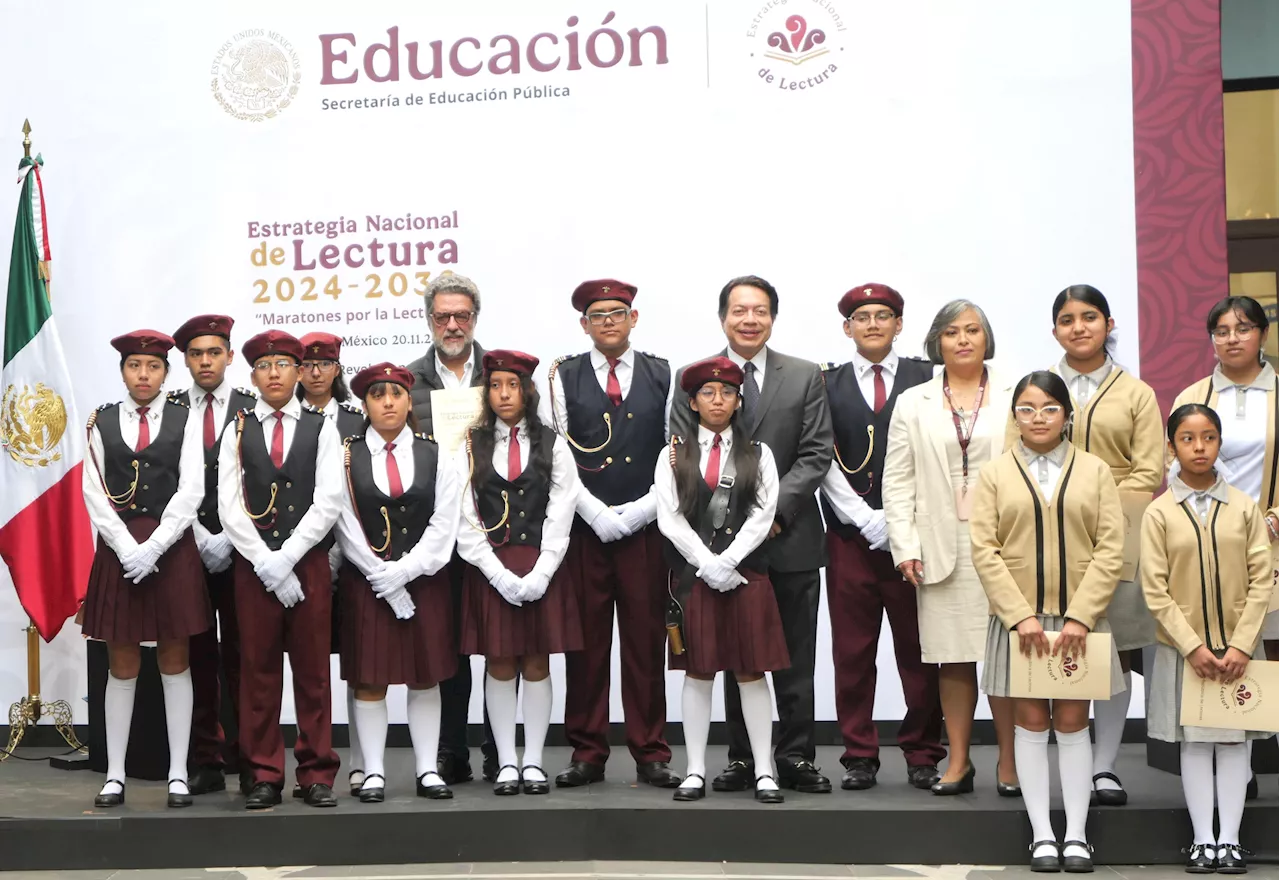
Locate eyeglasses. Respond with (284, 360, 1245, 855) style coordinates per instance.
(1014, 405, 1064, 421)
(848, 310, 896, 326)
(301, 359, 337, 372)
(585, 308, 630, 326)
(253, 359, 298, 373)
(430, 310, 474, 328)
(1211, 323, 1257, 341)
(696, 386, 739, 401)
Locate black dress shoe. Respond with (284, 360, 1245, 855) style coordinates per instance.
(301, 782, 338, 807)
(358, 774, 385, 803)
(521, 766, 550, 796)
(238, 771, 253, 797)
(1029, 840, 1061, 873)
(1246, 773, 1258, 801)
(436, 753, 474, 786)
(187, 766, 226, 796)
(907, 764, 941, 790)
(493, 764, 521, 796)
(712, 760, 754, 792)
(556, 760, 606, 787)
(673, 773, 706, 801)
(841, 757, 879, 791)
(1217, 844, 1249, 874)
(754, 775, 785, 804)
(348, 769, 366, 797)
(93, 780, 126, 808)
(482, 754, 499, 783)
(167, 779, 194, 809)
(1183, 843, 1217, 874)
(1061, 840, 1093, 873)
(931, 762, 975, 795)
(997, 780, 1023, 798)
(1090, 771, 1126, 806)
(416, 771, 454, 799)
(245, 782, 282, 810)
(778, 759, 832, 793)
(637, 761, 681, 788)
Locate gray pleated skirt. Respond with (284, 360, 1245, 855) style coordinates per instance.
(1106, 571, 1157, 651)
(981, 614, 1125, 698)
(1147, 642, 1270, 743)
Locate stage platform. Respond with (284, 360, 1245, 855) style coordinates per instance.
(0, 746, 1274, 872)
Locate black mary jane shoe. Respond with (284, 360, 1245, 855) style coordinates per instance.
(673, 773, 706, 802)
(841, 757, 879, 791)
(521, 765, 550, 796)
(1061, 840, 1094, 873)
(187, 765, 226, 796)
(167, 779, 194, 809)
(416, 771, 454, 800)
(358, 774, 386, 804)
(637, 761, 682, 788)
(1090, 771, 1127, 806)
(711, 760, 753, 792)
(1183, 843, 1217, 874)
(301, 782, 338, 808)
(907, 764, 940, 790)
(1029, 840, 1061, 873)
(493, 764, 521, 796)
(1216, 844, 1249, 875)
(348, 769, 366, 797)
(245, 782, 283, 811)
(555, 760, 605, 787)
(754, 775, 785, 804)
(93, 780, 126, 809)
(931, 762, 975, 796)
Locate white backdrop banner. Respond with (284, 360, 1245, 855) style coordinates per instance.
(0, 0, 1140, 725)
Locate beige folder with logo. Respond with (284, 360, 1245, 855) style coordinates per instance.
(430, 386, 484, 456)
(1008, 631, 1113, 700)
(1180, 659, 1280, 732)
(1118, 490, 1153, 582)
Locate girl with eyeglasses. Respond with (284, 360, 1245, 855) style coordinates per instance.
(1046, 284, 1164, 807)
(971, 370, 1125, 873)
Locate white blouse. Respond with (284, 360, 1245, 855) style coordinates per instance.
(1214, 364, 1274, 504)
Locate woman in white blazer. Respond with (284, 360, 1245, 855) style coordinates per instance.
(882, 299, 1017, 795)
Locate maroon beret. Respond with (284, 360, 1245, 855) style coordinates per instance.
(352, 362, 415, 399)
(173, 314, 234, 351)
(681, 356, 744, 393)
(242, 329, 303, 365)
(838, 283, 904, 318)
(571, 279, 637, 313)
(482, 349, 540, 378)
(111, 330, 175, 357)
(299, 332, 342, 361)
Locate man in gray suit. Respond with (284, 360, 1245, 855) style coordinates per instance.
(404, 273, 489, 785)
(669, 274, 835, 794)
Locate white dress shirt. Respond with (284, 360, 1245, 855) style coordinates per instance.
(335, 425, 461, 579)
(190, 379, 238, 547)
(1213, 363, 1274, 504)
(216, 396, 343, 567)
(853, 349, 898, 404)
(82, 398, 205, 558)
(654, 425, 779, 571)
(819, 351, 901, 528)
(436, 352, 475, 390)
(1018, 440, 1069, 503)
(455, 418, 582, 582)
(541, 346, 674, 524)
(726, 347, 768, 393)
(1057, 356, 1115, 405)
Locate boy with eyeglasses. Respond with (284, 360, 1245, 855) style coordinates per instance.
(819, 284, 945, 792)
(544, 279, 680, 789)
(217, 329, 343, 809)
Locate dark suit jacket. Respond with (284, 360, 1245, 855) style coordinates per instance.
(670, 346, 833, 573)
(405, 342, 486, 437)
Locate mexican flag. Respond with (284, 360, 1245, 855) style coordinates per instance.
(0, 154, 92, 641)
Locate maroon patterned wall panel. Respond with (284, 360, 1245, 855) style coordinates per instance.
(1131, 0, 1227, 413)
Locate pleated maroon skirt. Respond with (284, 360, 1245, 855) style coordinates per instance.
(338, 562, 457, 687)
(669, 568, 790, 676)
(81, 517, 212, 643)
(460, 543, 582, 657)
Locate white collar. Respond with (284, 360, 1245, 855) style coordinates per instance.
(1057, 355, 1114, 387)
(127, 397, 162, 417)
(254, 395, 302, 422)
(495, 417, 527, 440)
(1018, 439, 1070, 467)
(191, 378, 231, 405)
(1212, 361, 1276, 393)
(365, 424, 413, 453)
(436, 349, 476, 378)
(726, 347, 767, 375)
(853, 349, 898, 377)
(590, 346, 633, 369)
(696, 424, 732, 448)
(1169, 471, 1230, 505)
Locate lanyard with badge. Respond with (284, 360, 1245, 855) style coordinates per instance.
(943, 368, 987, 521)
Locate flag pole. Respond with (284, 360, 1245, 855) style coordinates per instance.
(2, 120, 83, 761)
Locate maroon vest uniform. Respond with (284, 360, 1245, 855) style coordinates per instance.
(96, 400, 189, 521)
(171, 388, 257, 535)
(237, 408, 327, 551)
(662, 439, 770, 574)
(471, 424, 556, 548)
(347, 433, 439, 561)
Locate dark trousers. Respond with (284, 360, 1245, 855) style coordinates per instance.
(563, 520, 671, 767)
(726, 567, 820, 764)
(438, 554, 499, 767)
(189, 565, 241, 770)
(827, 530, 945, 767)
(234, 548, 339, 789)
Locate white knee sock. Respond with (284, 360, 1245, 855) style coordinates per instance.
(352, 698, 388, 786)
(1056, 727, 1094, 844)
(102, 673, 137, 794)
(681, 676, 714, 785)
(1180, 741, 1217, 845)
(485, 674, 519, 783)
(1091, 671, 1130, 790)
(520, 676, 552, 774)
(738, 677, 777, 791)
(347, 685, 364, 775)
(159, 669, 193, 792)
(1015, 726, 1054, 845)
(1215, 743, 1250, 846)
(406, 686, 442, 779)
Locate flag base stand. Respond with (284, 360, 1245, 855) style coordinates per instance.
(2, 622, 86, 762)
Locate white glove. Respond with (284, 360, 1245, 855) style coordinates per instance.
(518, 570, 551, 603)
(368, 560, 412, 597)
(697, 556, 747, 593)
(589, 507, 630, 543)
(253, 552, 295, 592)
(328, 545, 343, 583)
(614, 501, 651, 535)
(273, 572, 305, 608)
(859, 509, 890, 551)
(121, 539, 163, 584)
(206, 533, 235, 573)
(490, 570, 524, 607)
(382, 585, 416, 620)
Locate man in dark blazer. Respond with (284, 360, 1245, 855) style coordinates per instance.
(669, 274, 835, 794)
(404, 273, 490, 785)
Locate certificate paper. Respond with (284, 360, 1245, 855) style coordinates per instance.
(1008, 631, 1113, 700)
(1118, 490, 1153, 582)
(1180, 659, 1280, 733)
(429, 387, 484, 456)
